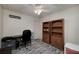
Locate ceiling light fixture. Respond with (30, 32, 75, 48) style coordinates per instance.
(33, 5, 44, 15)
(33, 4, 48, 15)
(34, 9, 43, 15)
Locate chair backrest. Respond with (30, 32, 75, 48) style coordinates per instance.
(22, 30, 31, 40)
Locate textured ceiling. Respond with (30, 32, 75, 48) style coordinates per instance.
(1, 4, 78, 18)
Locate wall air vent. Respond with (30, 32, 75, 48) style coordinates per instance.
(9, 14, 21, 19)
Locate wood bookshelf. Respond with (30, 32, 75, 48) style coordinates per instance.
(42, 19, 64, 51)
(51, 19, 64, 50)
(42, 21, 51, 44)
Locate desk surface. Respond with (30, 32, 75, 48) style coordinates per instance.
(2, 35, 22, 42)
(12, 35, 22, 38)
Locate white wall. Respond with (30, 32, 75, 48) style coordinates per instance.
(33, 19, 42, 39)
(2, 9, 38, 39)
(0, 6, 2, 39)
(39, 6, 79, 45)
(0, 6, 3, 48)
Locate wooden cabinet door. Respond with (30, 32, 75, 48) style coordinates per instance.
(43, 32, 50, 44)
(50, 36, 57, 47)
(51, 36, 64, 50)
(56, 39, 64, 50)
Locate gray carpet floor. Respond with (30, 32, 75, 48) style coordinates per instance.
(12, 39, 63, 54)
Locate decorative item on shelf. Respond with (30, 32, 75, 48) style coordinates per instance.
(43, 29, 49, 32)
(46, 29, 49, 31)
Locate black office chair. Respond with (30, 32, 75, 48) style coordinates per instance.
(22, 30, 31, 47)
